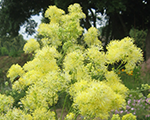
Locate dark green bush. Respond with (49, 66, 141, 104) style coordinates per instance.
(0, 47, 9, 56)
(8, 49, 24, 57)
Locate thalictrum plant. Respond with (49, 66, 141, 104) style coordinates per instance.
(1, 3, 143, 120)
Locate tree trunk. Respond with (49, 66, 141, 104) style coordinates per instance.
(110, 13, 129, 39)
(89, 8, 96, 28)
(118, 14, 128, 36)
(146, 27, 150, 60)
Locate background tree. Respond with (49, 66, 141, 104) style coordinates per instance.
(0, 0, 55, 37)
(129, 28, 147, 60)
(0, 34, 26, 56)
(102, 0, 150, 60)
(0, 0, 150, 59)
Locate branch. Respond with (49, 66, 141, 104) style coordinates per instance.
(89, 8, 96, 28)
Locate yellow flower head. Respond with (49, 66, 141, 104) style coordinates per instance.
(21, 83, 58, 112)
(64, 50, 84, 71)
(69, 80, 89, 97)
(32, 107, 55, 120)
(35, 46, 61, 60)
(105, 71, 129, 98)
(85, 46, 107, 73)
(68, 3, 86, 19)
(84, 27, 101, 47)
(72, 81, 125, 119)
(1, 108, 32, 120)
(111, 114, 121, 120)
(147, 93, 150, 98)
(45, 5, 65, 23)
(0, 94, 14, 113)
(122, 113, 137, 120)
(65, 112, 75, 120)
(23, 38, 40, 53)
(7, 64, 24, 83)
(12, 70, 43, 91)
(38, 23, 61, 47)
(68, 3, 83, 13)
(106, 37, 143, 73)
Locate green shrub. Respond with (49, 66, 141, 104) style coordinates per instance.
(129, 28, 147, 50)
(8, 49, 23, 57)
(0, 47, 9, 56)
(129, 28, 147, 60)
(0, 69, 3, 85)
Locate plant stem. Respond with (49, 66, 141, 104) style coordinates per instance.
(119, 65, 125, 71)
(116, 61, 123, 71)
(53, 96, 58, 120)
(57, 49, 67, 66)
(60, 94, 68, 120)
(74, 112, 80, 120)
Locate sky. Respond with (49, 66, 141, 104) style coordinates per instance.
(19, 13, 43, 40)
(0, 0, 42, 40)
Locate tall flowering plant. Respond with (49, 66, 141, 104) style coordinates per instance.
(1, 3, 143, 120)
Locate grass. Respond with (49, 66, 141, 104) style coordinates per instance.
(118, 67, 150, 90)
(115, 67, 150, 120)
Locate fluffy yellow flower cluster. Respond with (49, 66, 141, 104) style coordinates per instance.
(147, 93, 150, 98)
(141, 83, 150, 90)
(7, 64, 24, 83)
(23, 38, 40, 53)
(0, 107, 55, 120)
(12, 70, 42, 90)
(111, 114, 120, 120)
(24, 46, 60, 73)
(38, 3, 85, 48)
(63, 49, 93, 81)
(85, 46, 106, 74)
(0, 108, 31, 120)
(84, 27, 101, 47)
(65, 112, 75, 120)
(0, 94, 14, 113)
(105, 71, 129, 98)
(4, 3, 143, 120)
(64, 50, 84, 72)
(111, 113, 136, 120)
(68, 3, 83, 14)
(122, 113, 137, 120)
(20, 71, 68, 112)
(70, 80, 126, 119)
(45, 5, 65, 24)
(106, 37, 143, 73)
(11, 46, 61, 91)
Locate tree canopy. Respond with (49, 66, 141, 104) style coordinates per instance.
(0, 0, 150, 59)
(0, 0, 128, 36)
(0, 0, 54, 36)
(0, 0, 149, 36)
